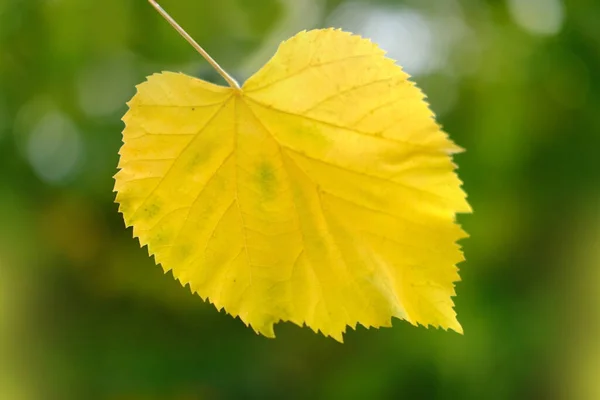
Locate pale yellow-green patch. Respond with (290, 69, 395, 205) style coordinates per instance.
(114, 29, 471, 341)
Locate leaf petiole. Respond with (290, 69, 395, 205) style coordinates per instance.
(147, 0, 241, 90)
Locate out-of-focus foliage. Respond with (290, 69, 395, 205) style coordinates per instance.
(1, 0, 599, 399)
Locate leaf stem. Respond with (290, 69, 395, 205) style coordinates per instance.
(147, 0, 241, 90)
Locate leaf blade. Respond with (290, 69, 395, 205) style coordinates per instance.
(115, 29, 470, 340)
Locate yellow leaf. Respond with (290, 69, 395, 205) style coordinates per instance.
(115, 27, 471, 341)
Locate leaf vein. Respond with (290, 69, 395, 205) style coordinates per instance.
(129, 97, 232, 220)
(301, 75, 402, 114)
(167, 152, 234, 263)
(245, 97, 438, 150)
(285, 148, 451, 204)
(245, 53, 375, 93)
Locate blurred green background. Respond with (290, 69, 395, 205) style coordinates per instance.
(1, 0, 599, 399)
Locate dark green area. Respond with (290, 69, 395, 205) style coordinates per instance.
(1, 0, 599, 399)
(256, 161, 278, 201)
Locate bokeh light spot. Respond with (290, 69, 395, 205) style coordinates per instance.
(507, 0, 564, 36)
(26, 111, 84, 185)
(328, 3, 437, 76)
